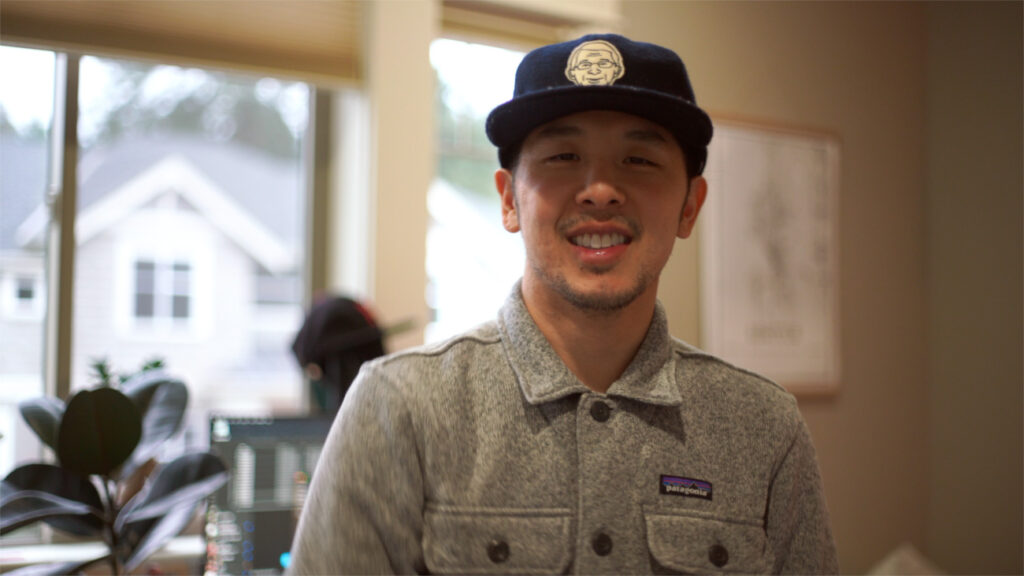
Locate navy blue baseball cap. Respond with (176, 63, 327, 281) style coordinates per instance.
(486, 34, 713, 175)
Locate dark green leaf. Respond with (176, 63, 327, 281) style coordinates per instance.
(117, 453, 228, 571)
(89, 357, 116, 387)
(118, 372, 188, 479)
(18, 397, 65, 451)
(57, 388, 142, 477)
(0, 490, 98, 536)
(116, 452, 228, 531)
(139, 357, 165, 372)
(4, 556, 108, 576)
(121, 503, 197, 572)
(1, 464, 104, 537)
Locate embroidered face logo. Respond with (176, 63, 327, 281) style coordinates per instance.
(565, 40, 625, 86)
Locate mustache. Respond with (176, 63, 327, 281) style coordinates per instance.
(557, 213, 643, 238)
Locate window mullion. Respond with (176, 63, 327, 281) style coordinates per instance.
(43, 52, 80, 402)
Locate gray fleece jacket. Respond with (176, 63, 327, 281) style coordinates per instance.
(289, 286, 838, 574)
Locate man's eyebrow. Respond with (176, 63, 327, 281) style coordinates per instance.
(625, 129, 670, 144)
(532, 124, 583, 139)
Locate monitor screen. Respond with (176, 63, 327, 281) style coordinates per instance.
(203, 416, 333, 576)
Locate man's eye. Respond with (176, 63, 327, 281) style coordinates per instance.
(625, 156, 657, 166)
(547, 153, 579, 162)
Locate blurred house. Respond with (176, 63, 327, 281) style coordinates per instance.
(0, 135, 306, 458)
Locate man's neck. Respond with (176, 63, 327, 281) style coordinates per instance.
(520, 280, 657, 394)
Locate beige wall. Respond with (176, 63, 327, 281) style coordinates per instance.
(620, 1, 1023, 573)
(926, 3, 1023, 575)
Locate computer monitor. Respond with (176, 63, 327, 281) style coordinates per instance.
(203, 416, 333, 576)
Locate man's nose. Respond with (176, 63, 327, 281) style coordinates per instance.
(577, 166, 625, 208)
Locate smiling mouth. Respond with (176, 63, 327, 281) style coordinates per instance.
(570, 233, 629, 249)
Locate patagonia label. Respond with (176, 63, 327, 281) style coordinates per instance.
(660, 475, 713, 500)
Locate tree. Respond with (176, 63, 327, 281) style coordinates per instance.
(434, 72, 501, 200)
(81, 58, 305, 159)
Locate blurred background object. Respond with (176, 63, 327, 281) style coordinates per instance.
(292, 296, 412, 414)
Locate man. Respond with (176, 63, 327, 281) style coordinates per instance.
(290, 33, 837, 574)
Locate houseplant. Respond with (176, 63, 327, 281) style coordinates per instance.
(0, 360, 229, 575)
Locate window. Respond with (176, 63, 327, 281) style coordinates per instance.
(133, 259, 192, 322)
(16, 277, 35, 302)
(426, 38, 526, 343)
(69, 54, 312, 441)
(0, 44, 54, 541)
(1, 274, 44, 320)
(0, 45, 331, 484)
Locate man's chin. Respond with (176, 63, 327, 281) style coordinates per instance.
(554, 280, 646, 313)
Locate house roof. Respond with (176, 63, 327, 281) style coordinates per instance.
(1, 134, 303, 271)
(0, 137, 48, 252)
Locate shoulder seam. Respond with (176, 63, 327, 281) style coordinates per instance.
(379, 333, 503, 365)
(672, 346, 790, 396)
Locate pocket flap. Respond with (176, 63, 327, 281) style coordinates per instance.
(644, 510, 767, 573)
(424, 506, 572, 575)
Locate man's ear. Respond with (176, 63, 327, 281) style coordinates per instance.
(677, 176, 707, 239)
(495, 169, 520, 233)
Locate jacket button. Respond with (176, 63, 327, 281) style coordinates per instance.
(487, 539, 509, 563)
(590, 401, 611, 422)
(591, 532, 613, 556)
(709, 543, 729, 567)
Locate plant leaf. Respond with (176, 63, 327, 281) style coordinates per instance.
(3, 555, 109, 576)
(116, 452, 228, 531)
(1, 464, 104, 537)
(0, 490, 98, 536)
(57, 388, 142, 477)
(121, 502, 197, 572)
(18, 397, 65, 451)
(117, 452, 228, 571)
(118, 372, 188, 480)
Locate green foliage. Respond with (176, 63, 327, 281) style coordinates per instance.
(434, 71, 500, 201)
(89, 357, 165, 388)
(1, 366, 228, 575)
(82, 59, 302, 159)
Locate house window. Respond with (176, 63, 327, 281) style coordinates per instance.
(133, 260, 192, 321)
(16, 277, 35, 304)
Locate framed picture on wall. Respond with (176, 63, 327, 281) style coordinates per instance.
(700, 119, 841, 396)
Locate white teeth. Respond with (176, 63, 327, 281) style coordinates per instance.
(572, 233, 626, 249)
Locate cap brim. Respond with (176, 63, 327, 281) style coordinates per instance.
(486, 84, 713, 154)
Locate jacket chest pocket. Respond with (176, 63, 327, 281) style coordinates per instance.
(644, 509, 769, 574)
(423, 506, 572, 574)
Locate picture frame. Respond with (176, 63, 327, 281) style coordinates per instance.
(699, 119, 841, 396)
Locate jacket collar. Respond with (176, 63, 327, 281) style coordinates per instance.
(497, 282, 683, 406)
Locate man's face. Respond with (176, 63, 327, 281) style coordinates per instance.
(568, 49, 621, 85)
(495, 110, 707, 313)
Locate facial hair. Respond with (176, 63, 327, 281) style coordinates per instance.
(533, 259, 653, 313)
(530, 214, 653, 313)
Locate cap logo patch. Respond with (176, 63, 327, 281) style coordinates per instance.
(565, 40, 625, 87)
